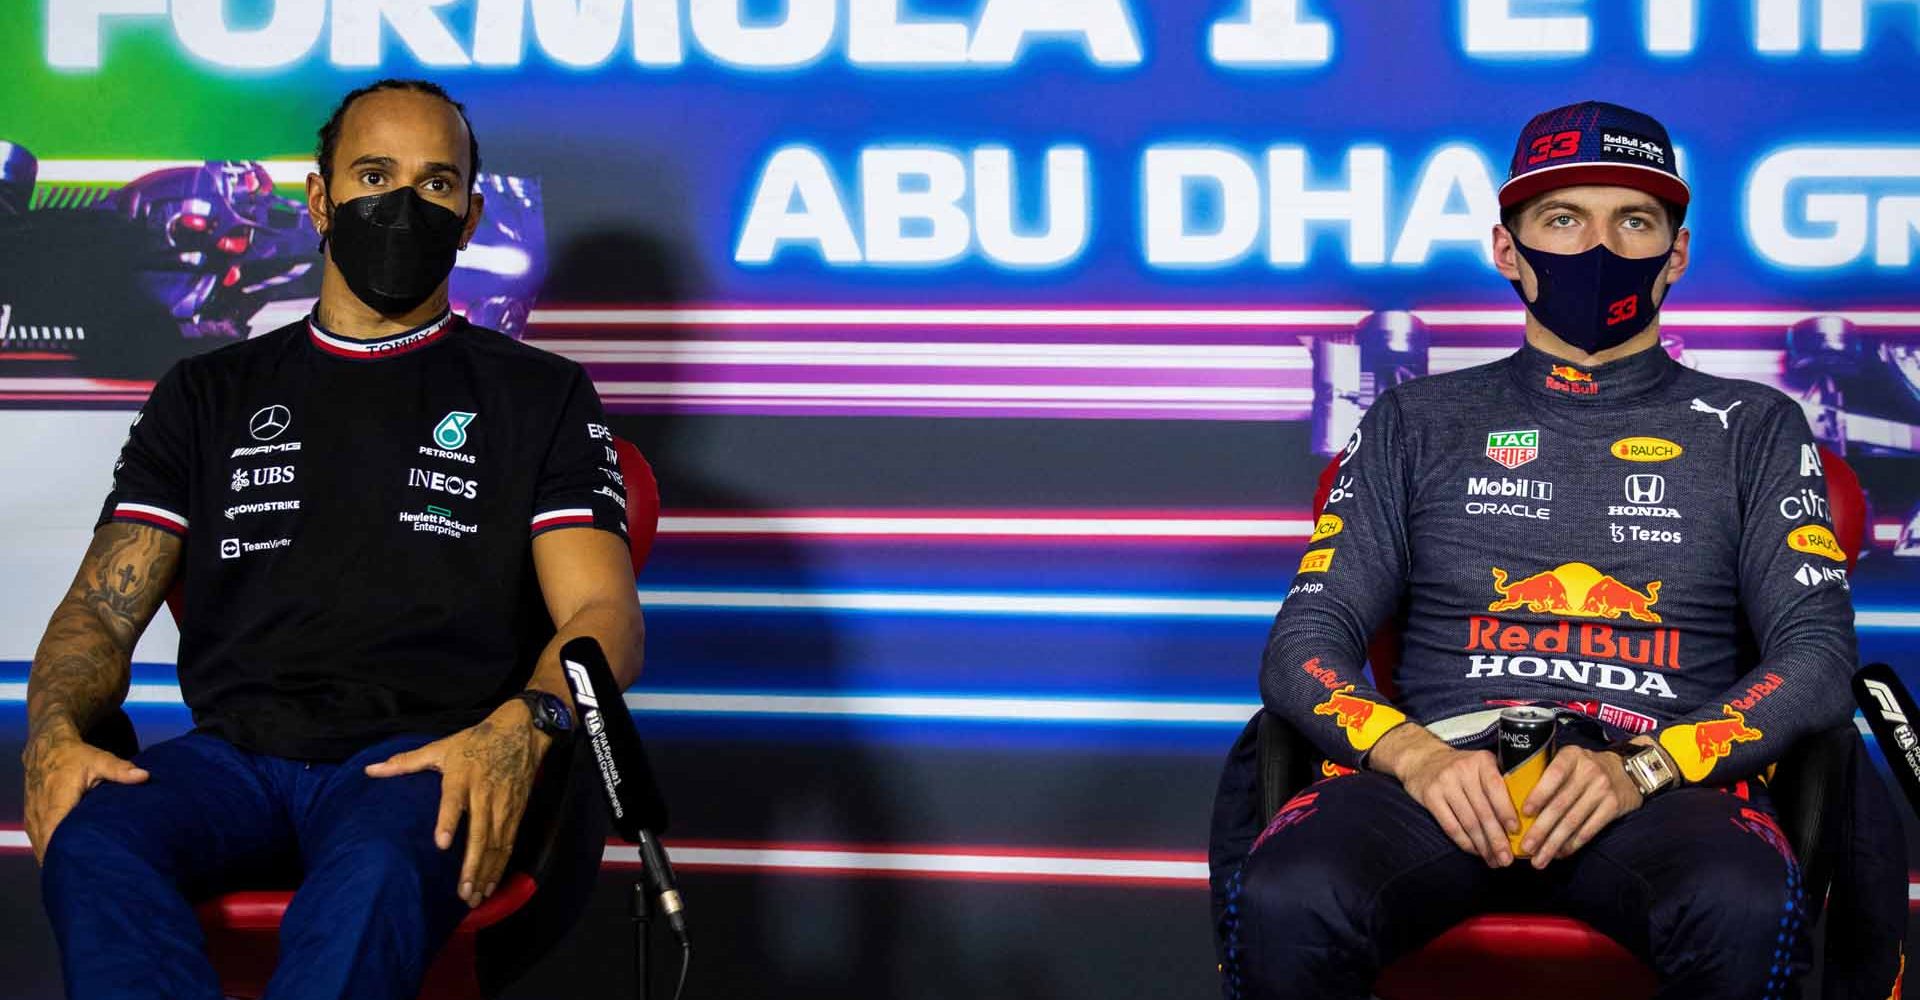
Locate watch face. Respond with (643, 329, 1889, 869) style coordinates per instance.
(548, 699, 574, 732)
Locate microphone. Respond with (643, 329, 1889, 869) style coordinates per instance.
(560, 636, 685, 940)
(1854, 663, 1920, 820)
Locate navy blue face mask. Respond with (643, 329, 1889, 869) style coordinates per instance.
(1510, 238, 1674, 355)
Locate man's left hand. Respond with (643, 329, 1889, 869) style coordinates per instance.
(365, 699, 553, 907)
(1518, 745, 1644, 868)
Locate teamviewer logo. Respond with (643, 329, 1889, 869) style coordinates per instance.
(219, 538, 241, 560)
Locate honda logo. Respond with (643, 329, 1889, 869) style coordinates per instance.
(1624, 474, 1665, 504)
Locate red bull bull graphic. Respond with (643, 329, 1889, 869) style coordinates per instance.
(1659, 703, 1765, 782)
(1312, 684, 1406, 752)
(1484, 429, 1539, 470)
(1487, 563, 1663, 623)
(1546, 364, 1598, 395)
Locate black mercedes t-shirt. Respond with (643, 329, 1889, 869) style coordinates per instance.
(98, 311, 630, 760)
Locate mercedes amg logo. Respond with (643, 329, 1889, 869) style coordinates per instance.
(248, 404, 291, 441)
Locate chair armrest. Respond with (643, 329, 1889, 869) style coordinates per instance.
(476, 728, 610, 994)
(1765, 721, 1858, 907)
(1256, 710, 1322, 820)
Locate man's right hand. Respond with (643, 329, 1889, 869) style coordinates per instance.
(22, 726, 148, 864)
(1369, 723, 1517, 867)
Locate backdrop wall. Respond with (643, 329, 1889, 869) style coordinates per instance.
(3, 2, 1918, 996)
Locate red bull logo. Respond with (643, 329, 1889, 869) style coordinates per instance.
(1546, 365, 1599, 395)
(1660, 704, 1765, 782)
(1487, 563, 1662, 622)
(1312, 684, 1407, 752)
(1314, 685, 1375, 730)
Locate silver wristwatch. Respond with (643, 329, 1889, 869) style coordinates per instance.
(1609, 740, 1678, 798)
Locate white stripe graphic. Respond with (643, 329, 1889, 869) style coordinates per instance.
(636, 589, 1279, 618)
(592, 382, 1315, 403)
(526, 307, 1920, 329)
(629, 692, 1260, 724)
(114, 503, 187, 530)
(528, 340, 1313, 370)
(658, 515, 1314, 539)
(0, 682, 1258, 725)
(0, 827, 1202, 881)
(617, 844, 1208, 881)
(38, 160, 317, 186)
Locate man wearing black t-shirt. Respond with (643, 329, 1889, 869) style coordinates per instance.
(21, 80, 643, 1000)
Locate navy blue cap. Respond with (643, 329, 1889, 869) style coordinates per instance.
(1500, 101, 1689, 211)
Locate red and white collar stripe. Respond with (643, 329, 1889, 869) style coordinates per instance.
(308, 311, 457, 360)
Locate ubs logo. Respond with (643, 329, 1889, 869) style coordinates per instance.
(1624, 474, 1665, 505)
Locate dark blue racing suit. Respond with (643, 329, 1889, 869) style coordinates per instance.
(1223, 343, 1900, 999)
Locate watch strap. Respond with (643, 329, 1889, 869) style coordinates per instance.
(517, 690, 573, 736)
(1605, 739, 1677, 797)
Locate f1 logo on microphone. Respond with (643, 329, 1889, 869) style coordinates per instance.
(564, 659, 599, 709)
(1863, 678, 1909, 723)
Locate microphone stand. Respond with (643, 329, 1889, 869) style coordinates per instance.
(631, 882, 653, 1000)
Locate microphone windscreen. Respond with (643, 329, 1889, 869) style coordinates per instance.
(560, 636, 670, 837)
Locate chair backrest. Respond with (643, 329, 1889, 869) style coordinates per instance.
(1308, 443, 1866, 695)
(166, 435, 661, 626)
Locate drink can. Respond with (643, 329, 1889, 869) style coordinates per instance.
(1498, 706, 1557, 858)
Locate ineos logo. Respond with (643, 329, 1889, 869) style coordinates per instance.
(1624, 474, 1665, 505)
(249, 405, 291, 442)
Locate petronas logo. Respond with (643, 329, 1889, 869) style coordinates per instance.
(434, 411, 477, 450)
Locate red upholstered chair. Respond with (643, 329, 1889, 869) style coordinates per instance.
(97, 437, 661, 999)
(1215, 445, 1865, 1000)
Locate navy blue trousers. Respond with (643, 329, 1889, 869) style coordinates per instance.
(41, 730, 470, 1000)
(1223, 772, 1809, 1000)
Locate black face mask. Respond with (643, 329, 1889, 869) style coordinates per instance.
(1510, 238, 1674, 355)
(323, 186, 466, 315)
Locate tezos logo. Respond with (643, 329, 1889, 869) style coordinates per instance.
(433, 411, 477, 450)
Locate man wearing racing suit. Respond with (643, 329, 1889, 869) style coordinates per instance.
(1223, 102, 1896, 998)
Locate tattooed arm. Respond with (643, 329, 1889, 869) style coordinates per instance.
(361, 527, 642, 908)
(22, 523, 183, 862)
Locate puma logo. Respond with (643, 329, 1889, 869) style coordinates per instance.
(1690, 397, 1742, 430)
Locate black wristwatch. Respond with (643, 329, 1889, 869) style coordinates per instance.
(517, 690, 575, 738)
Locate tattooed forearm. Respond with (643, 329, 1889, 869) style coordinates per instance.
(26, 523, 181, 740)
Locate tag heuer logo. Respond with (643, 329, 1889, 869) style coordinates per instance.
(1485, 430, 1540, 470)
(433, 411, 477, 450)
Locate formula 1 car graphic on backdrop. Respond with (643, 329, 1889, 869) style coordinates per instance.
(0, 141, 547, 379)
